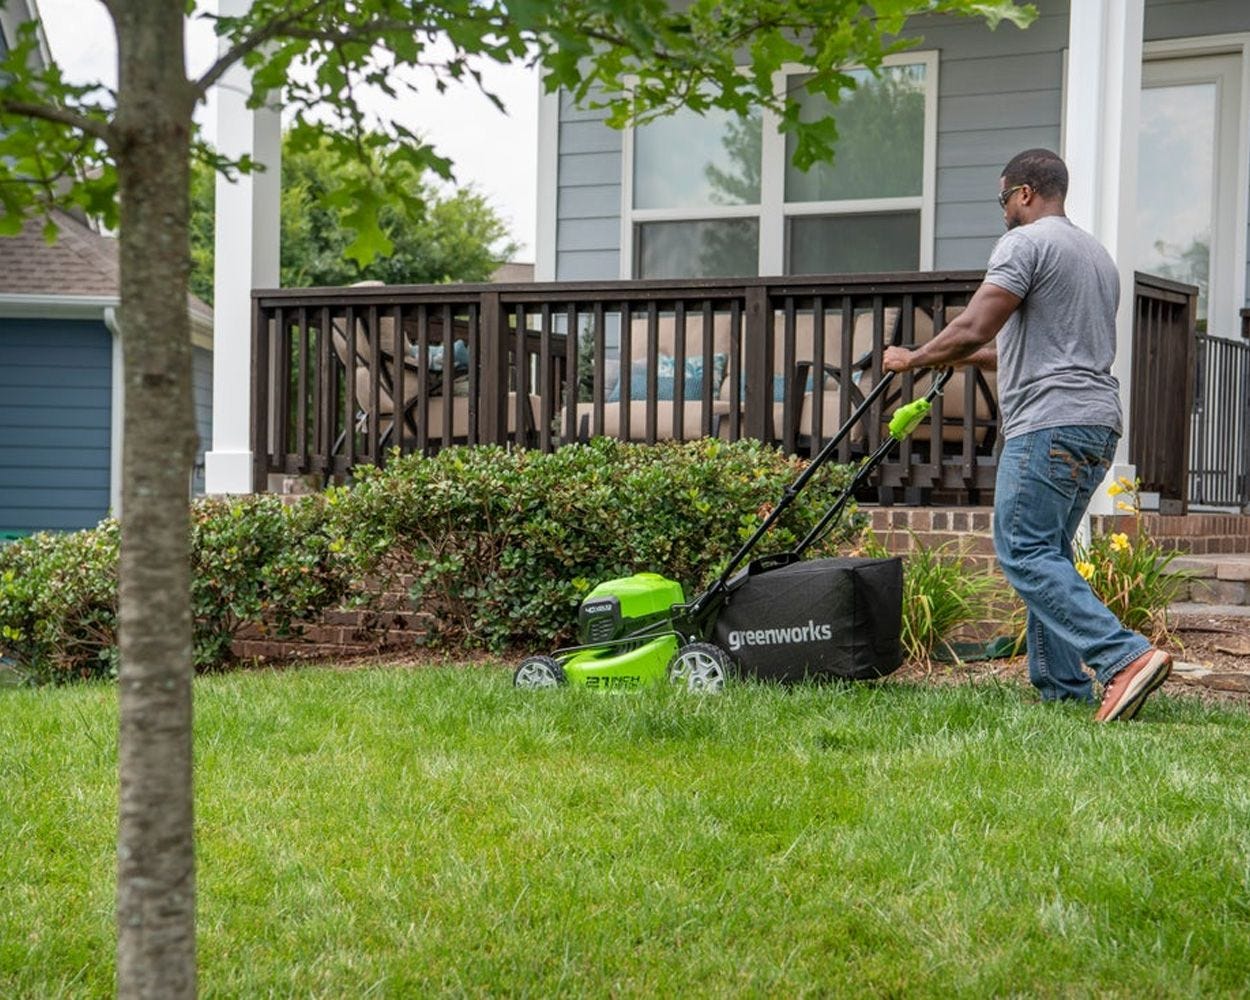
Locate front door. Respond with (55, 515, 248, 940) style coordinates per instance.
(1136, 53, 1242, 337)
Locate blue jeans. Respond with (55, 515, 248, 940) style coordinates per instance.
(994, 425, 1150, 702)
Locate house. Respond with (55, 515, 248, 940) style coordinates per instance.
(207, 0, 1249, 518)
(0, 211, 216, 535)
(531, 0, 1247, 513)
(535, 0, 1246, 342)
(0, 7, 214, 535)
(526, 0, 1244, 516)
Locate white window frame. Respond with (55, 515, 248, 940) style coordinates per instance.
(619, 50, 939, 279)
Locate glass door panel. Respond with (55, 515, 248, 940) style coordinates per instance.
(1137, 54, 1241, 336)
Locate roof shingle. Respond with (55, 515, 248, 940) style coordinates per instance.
(0, 210, 120, 297)
(0, 209, 213, 324)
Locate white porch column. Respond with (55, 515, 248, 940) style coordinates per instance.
(1063, 0, 1144, 515)
(203, 0, 281, 495)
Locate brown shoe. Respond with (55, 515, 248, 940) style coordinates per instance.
(1095, 649, 1172, 722)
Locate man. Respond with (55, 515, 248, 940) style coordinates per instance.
(882, 148, 1170, 722)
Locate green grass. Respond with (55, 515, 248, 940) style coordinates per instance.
(3, 667, 1250, 998)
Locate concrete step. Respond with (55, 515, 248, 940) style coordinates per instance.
(1169, 554, 1250, 606)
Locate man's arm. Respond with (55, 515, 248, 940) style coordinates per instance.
(882, 282, 1020, 372)
(957, 344, 998, 370)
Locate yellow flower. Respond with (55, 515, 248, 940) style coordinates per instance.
(1107, 482, 1124, 497)
(1117, 475, 1136, 491)
(1075, 560, 1095, 581)
(1116, 500, 1137, 513)
(1110, 532, 1131, 552)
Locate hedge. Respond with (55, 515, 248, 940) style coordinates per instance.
(0, 439, 862, 683)
(329, 438, 862, 650)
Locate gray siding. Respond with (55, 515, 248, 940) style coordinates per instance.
(555, 89, 622, 280)
(192, 345, 213, 495)
(552, 0, 1250, 299)
(0, 318, 112, 533)
(1145, 0, 1250, 41)
(899, 2, 1067, 269)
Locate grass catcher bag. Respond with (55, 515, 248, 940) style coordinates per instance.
(711, 556, 904, 682)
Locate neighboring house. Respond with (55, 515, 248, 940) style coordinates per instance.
(490, 261, 536, 283)
(535, 0, 1249, 347)
(1, 2, 213, 535)
(0, 210, 215, 534)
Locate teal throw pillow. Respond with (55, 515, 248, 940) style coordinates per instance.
(607, 352, 728, 402)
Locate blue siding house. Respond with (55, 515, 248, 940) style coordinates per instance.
(0, 6, 214, 535)
(0, 210, 215, 535)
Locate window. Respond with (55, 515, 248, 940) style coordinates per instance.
(783, 64, 928, 275)
(621, 53, 937, 278)
(629, 103, 763, 278)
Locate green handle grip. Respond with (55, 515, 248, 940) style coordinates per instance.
(889, 398, 932, 440)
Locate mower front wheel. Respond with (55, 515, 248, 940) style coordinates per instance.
(513, 655, 566, 689)
(667, 642, 732, 693)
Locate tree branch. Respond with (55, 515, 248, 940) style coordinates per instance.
(0, 99, 114, 144)
(194, 4, 508, 100)
(193, 0, 334, 98)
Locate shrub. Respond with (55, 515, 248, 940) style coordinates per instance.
(190, 495, 353, 669)
(1075, 477, 1188, 643)
(0, 520, 120, 682)
(1, 440, 862, 680)
(0, 495, 352, 683)
(328, 438, 863, 651)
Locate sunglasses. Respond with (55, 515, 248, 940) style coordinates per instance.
(998, 184, 1028, 209)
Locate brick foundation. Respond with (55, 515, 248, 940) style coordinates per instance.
(867, 506, 1250, 607)
(230, 605, 433, 663)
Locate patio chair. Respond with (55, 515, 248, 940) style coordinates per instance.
(784, 307, 895, 452)
(904, 305, 998, 448)
(330, 310, 535, 455)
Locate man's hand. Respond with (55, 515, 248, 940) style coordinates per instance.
(883, 346, 917, 373)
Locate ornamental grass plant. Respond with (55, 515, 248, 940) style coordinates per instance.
(861, 531, 1007, 666)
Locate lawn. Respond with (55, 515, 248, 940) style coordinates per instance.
(2, 665, 1249, 998)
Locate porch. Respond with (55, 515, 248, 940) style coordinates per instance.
(250, 269, 1241, 512)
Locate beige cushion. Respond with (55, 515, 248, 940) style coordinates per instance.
(570, 399, 733, 442)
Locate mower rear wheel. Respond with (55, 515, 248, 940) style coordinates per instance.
(667, 642, 732, 693)
(513, 655, 566, 689)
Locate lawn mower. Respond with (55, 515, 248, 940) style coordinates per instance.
(513, 366, 954, 692)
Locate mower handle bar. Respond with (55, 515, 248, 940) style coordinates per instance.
(686, 366, 953, 622)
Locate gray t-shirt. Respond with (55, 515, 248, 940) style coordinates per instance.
(983, 215, 1122, 440)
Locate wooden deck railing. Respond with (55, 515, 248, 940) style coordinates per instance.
(252, 270, 1208, 507)
(252, 272, 1001, 499)
(1189, 311, 1249, 509)
(1130, 272, 1198, 513)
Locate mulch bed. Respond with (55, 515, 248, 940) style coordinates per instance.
(898, 611, 1250, 707)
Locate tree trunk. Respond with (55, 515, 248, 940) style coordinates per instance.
(111, 2, 200, 996)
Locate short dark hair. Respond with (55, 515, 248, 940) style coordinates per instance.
(1001, 148, 1068, 199)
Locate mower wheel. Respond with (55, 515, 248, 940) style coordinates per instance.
(667, 642, 732, 693)
(513, 655, 566, 689)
